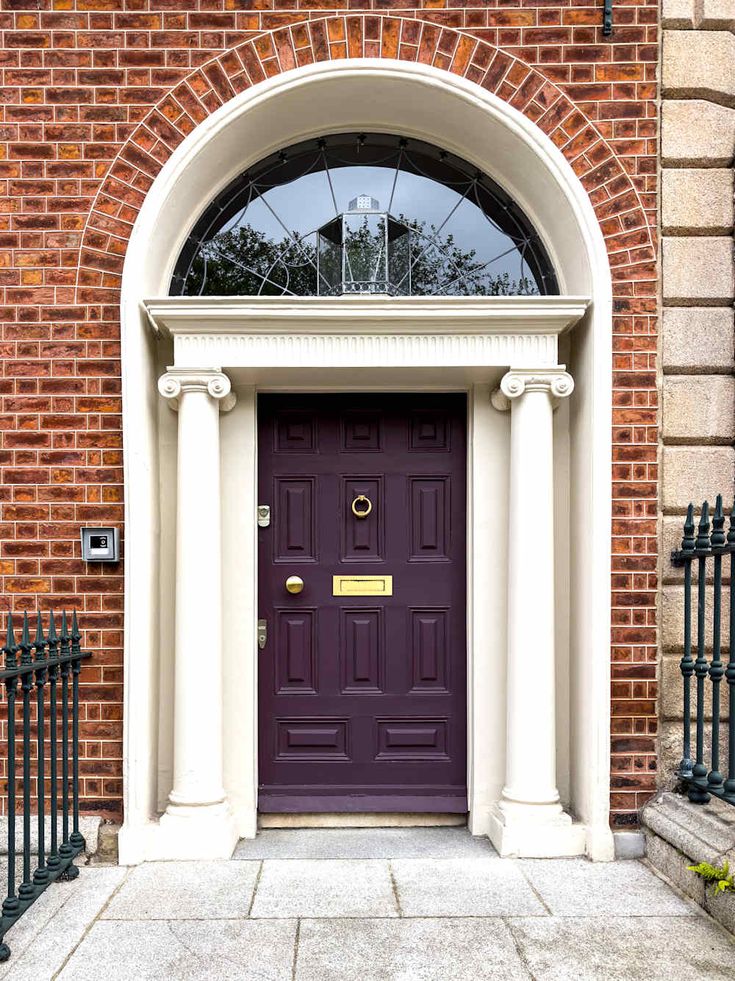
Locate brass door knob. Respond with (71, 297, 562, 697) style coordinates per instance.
(285, 575, 304, 594)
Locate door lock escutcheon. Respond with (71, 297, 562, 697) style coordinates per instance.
(257, 619, 268, 650)
(257, 505, 271, 528)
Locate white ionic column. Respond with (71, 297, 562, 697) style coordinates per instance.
(488, 367, 585, 858)
(155, 367, 239, 859)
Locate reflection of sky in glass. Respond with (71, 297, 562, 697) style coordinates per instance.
(174, 137, 556, 296)
(224, 167, 517, 264)
(216, 165, 532, 290)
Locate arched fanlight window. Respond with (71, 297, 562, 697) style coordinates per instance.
(170, 133, 558, 298)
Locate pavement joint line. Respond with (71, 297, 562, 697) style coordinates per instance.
(234, 855, 500, 863)
(291, 918, 301, 981)
(246, 859, 264, 918)
(502, 916, 539, 981)
(242, 912, 555, 920)
(514, 859, 553, 916)
(51, 866, 132, 980)
(387, 860, 404, 917)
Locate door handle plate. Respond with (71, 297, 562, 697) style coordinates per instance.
(257, 619, 267, 649)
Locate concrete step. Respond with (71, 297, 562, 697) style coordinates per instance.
(642, 791, 735, 935)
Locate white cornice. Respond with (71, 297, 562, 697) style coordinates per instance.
(142, 295, 590, 338)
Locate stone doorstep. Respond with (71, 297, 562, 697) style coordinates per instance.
(642, 791, 735, 935)
(0, 815, 101, 858)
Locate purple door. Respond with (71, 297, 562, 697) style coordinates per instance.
(257, 394, 467, 813)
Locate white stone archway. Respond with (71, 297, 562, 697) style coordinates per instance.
(117, 59, 614, 864)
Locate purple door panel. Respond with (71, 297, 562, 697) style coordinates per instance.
(257, 394, 467, 813)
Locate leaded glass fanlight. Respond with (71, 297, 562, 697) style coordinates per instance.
(170, 134, 558, 298)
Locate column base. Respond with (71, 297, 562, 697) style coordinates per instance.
(487, 801, 586, 858)
(151, 801, 240, 860)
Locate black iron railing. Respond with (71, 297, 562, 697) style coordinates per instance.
(672, 496, 735, 807)
(0, 611, 91, 962)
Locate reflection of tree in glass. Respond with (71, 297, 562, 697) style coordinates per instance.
(185, 218, 538, 297)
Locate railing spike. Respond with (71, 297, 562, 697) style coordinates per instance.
(4, 614, 17, 667)
(18, 614, 31, 666)
(712, 494, 726, 547)
(60, 610, 69, 644)
(71, 610, 80, 643)
(695, 500, 710, 551)
(34, 611, 45, 653)
(728, 499, 735, 546)
(47, 609, 57, 644)
(682, 503, 696, 552)
(20, 613, 29, 652)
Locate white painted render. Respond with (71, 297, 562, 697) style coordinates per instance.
(116, 59, 614, 863)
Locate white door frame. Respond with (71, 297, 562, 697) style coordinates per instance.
(134, 296, 594, 862)
(116, 60, 614, 864)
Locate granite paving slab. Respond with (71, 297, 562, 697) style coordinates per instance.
(0, 843, 731, 979)
(233, 827, 497, 860)
(519, 858, 694, 917)
(391, 857, 545, 917)
(295, 916, 530, 981)
(507, 914, 734, 980)
(250, 859, 398, 918)
(57, 918, 297, 981)
(101, 860, 260, 920)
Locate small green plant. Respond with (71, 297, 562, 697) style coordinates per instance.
(688, 860, 735, 893)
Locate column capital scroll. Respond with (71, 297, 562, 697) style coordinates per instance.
(157, 367, 236, 412)
(491, 367, 574, 411)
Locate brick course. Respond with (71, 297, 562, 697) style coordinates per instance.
(1, 1, 658, 828)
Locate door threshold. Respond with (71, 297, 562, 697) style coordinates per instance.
(258, 812, 467, 829)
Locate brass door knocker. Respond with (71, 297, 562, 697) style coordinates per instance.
(351, 494, 373, 519)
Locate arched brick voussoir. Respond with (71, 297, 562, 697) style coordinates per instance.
(74, 13, 655, 305)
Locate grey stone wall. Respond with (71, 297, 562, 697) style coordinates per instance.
(660, 2, 735, 784)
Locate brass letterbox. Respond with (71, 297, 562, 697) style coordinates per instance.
(332, 575, 393, 597)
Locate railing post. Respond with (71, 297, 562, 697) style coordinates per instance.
(678, 504, 696, 778)
(32, 614, 48, 887)
(708, 495, 726, 793)
(57, 612, 75, 874)
(18, 614, 35, 901)
(69, 612, 84, 853)
(46, 613, 60, 873)
(724, 502, 735, 805)
(1, 616, 20, 953)
(689, 502, 712, 803)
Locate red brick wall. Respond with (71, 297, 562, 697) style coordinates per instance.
(0, 2, 658, 828)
